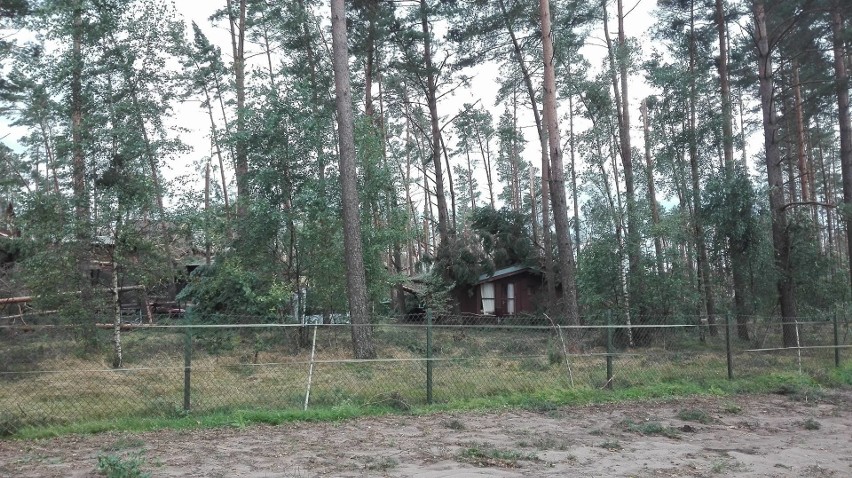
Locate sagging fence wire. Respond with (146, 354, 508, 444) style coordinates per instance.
(0, 312, 848, 436)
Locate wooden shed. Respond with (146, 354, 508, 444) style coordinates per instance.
(455, 265, 543, 316)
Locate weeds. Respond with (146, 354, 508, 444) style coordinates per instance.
(96, 453, 150, 478)
(801, 418, 821, 430)
(458, 444, 537, 467)
(444, 418, 465, 430)
(599, 439, 622, 451)
(364, 456, 398, 471)
(677, 408, 717, 424)
(622, 419, 680, 439)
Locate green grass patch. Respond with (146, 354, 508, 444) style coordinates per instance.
(2, 327, 849, 440)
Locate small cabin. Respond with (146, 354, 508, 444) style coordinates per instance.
(455, 265, 543, 316)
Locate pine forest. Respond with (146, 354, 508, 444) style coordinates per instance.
(1, 0, 851, 359)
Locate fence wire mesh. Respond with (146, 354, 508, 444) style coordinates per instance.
(0, 312, 849, 436)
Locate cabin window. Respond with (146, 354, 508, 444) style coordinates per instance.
(506, 282, 515, 315)
(481, 283, 495, 314)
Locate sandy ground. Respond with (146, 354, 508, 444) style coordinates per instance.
(1, 390, 850, 477)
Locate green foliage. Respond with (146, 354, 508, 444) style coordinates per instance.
(178, 256, 288, 321)
(470, 206, 535, 270)
(96, 453, 150, 478)
(703, 168, 759, 257)
(577, 234, 621, 310)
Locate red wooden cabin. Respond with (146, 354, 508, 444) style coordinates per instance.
(455, 265, 543, 316)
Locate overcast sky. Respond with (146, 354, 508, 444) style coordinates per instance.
(168, 0, 660, 208)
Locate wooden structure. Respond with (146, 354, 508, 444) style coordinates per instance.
(454, 265, 543, 316)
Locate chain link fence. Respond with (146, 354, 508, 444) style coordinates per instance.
(1, 311, 849, 436)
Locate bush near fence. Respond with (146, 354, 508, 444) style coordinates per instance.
(0, 312, 849, 437)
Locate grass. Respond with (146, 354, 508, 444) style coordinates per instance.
(801, 418, 821, 430)
(677, 408, 717, 424)
(443, 418, 465, 430)
(364, 456, 399, 471)
(458, 444, 538, 467)
(516, 434, 570, 451)
(621, 419, 681, 439)
(1, 324, 850, 439)
(599, 439, 622, 451)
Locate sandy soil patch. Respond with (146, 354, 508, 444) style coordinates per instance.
(1, 390, 850, 477)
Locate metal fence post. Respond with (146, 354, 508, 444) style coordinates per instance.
(834, 310, 841, 368)
(183, 325, 192, 412)
(426, 309, 434, 404)
(606, 312, 613, 389)
(725, 312, 733, 380)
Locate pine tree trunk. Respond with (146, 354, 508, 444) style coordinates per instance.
(227, 0, 248, 218)
(715, 0, 734, 169)
(440, 138, 457, 231)
(831, 8, 852, 297)
(71, 0, 86, 224)
(603, 0, 644, 339)
(498, 0, 555, 307)
(198, 78, 229, 210)
(688, 0, 717, 336)
(420, 0, 450, 249)
(716, 0, 749, 337)
(753, 1, 797, 347)
(567, 69, 581, 264)
(640, 100, 665, 278)
(330, 0, 376, 359)
(540, 0, 580, 327)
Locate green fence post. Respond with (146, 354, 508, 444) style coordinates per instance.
(834, 310, 840, 368)
(725, 312, 733, 380)
(606, 312, 614, 389)
(183, 325, 192, 412)
(426, 309, 434, 404)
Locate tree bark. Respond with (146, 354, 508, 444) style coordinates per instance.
(567, 65, 580, 264)
(420, 0, 450, 248)
(640, 99, 665, 278)
(540, 0, 580, 327)
(227, 0, 248, 217)
(792, 62, 811, 204)
(753, 0, 797, 347)
(715, 0, 750, 339)
(715, 0, 734, 170)
(71, 0, 87, 224)
(498, 0, 555, 307)
(688, 0, 717, 336)
(831, 7, 852, 297)
(330, 0, 376, 359)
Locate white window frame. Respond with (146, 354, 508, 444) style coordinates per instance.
(480, 283, 495, 314)
(506, 282, 515, 315)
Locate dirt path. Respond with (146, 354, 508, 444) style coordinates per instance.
(1, 390, 850, 477)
